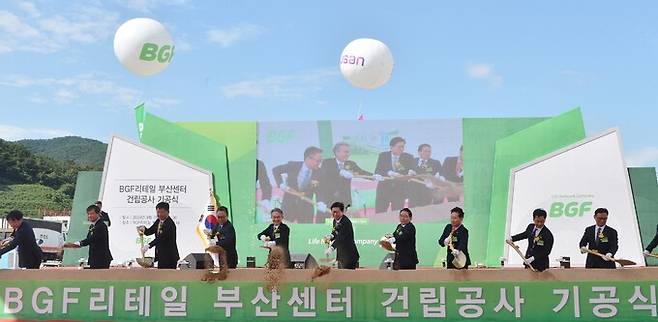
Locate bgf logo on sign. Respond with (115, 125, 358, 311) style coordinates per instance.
(139, 43, 175, 63)
(549, 201, 592, 217)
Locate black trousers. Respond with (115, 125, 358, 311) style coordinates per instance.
(338, 259, 359, 269)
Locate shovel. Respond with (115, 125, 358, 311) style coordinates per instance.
(585, 249, 636, 267)
(506, 240, 537, 272)
(136, 233, 154, 268)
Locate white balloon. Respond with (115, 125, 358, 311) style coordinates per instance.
(339, 38, 394, 89)
(113, 18, 174, 76)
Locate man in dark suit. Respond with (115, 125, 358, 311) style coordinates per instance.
(257, 159, 273, 210)
(65, 205, 113, 269)
(579, 208, 618, 269)
(318, 142, 372, 209)
(94, 201, 111, 227)
(442, 145, 464, 184)
(211, 206, 239, 268)
(257, 208, 290, 268)
(387, 208, 418, 270)
(374, 137, 415, 213)
(324, 202, 359, 269)
(0, 210, 42, 269)
(438, 207, 471, 269)
(507, 208, 554, 271)
(139, 202, 180, 269)
(643, 224, 658, 256)
(272, 146, 326, 223)
(409, 144, 443, 207)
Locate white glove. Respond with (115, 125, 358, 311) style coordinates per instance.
(203, 229, 212, 236)
(384, 233, 393, 239)
(266, 241, 276, 247)
(408, 169, 417, 176)
(259, 199, 272, 211)
(424, 180, 434, 189)
(74, 241, 81, 247)
(317, 202, 328, 213)
(141, 245, 150, 254)
(279, 183, 289, 191)
(444, 237, 451, 245)
(451, 249, 460, 256)
(339, 169, 354, 179)
(137, 226, 146, 233)
(387, 170, 402, 178)
(644, 250, 651, 256)
(324, 247, 335, 256)
(387, 237, 396, 244)
(259, 235, 268, 242)
(605, 253, 614, 261)
(505, 238, 514, 245)
(434, 172, 442, 179)
(373, 174, 384, 181)
(580, 246, 588, 254)
(524, 256, 535, 265)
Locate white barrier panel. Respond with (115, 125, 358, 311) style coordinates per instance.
(99, 136, 213, 265)
(505, 129, 644, 268)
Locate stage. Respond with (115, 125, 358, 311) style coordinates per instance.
(0, 267, 656, 321)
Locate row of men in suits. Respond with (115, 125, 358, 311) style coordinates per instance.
(266, 138, 464, 223)
(4, 203, 657, 270)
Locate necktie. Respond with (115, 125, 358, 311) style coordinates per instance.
(532, 227, 538, 237)
(338, 162, 344, 170)
(392, 155, 399, 169)
(595, 227, 602, 244)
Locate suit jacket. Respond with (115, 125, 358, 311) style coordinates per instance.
(645, 224, 658, 252)
(442, 156, 463, 183)
(330, 215, 360, 267)
(392, 223, 418, 269)
(511, 224, 554, 271)
(145, 216, 180, 269)
(318, 158, 372, 205)
(257, 159, 272, 200)
(579, 225, 618, 269)
(79, 219, 113, 269)
(213, 220, 238, 268)
(0, 221, 42, 269)
(257, 223, 291, 268)
(272, 161, 321, 223)
(438, 224, 471, 268)
(375, 152, 415, 176)
(413, 158, 442, 176)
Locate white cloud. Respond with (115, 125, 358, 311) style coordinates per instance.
(0, 73, 181, 109)
(466, 62, 503, 87)
(220, 68, 339, 100)
(116, 0, 190, 13)
(0, 124, 73, 141)
(626, 147, 658, 167)
(207, 24, 263, 47)
(14, 1, 41, 18)
(0, 3, 119, 54)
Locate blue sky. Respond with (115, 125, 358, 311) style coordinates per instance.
(0, 1, 657, 169)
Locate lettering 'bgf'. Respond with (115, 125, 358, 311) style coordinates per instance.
(549, 201, 592, 217)
(139, 43, 175, 63)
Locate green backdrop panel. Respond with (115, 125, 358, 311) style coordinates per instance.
(629, 167, 658, 266)
(134, 105, 231, 210)
(485, 108, 586, 266)
(462, 117, 547, 266)
(176, 122, 258, 266)
(62, 171, 102, 266)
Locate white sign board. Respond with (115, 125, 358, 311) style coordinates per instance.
(505, 129, 644, 268)
(99, 136, 212, 265)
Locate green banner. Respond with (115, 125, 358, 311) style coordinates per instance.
(1, 279, 656, 321)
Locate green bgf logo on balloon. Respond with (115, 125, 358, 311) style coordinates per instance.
(549, 201, 592, 218)
(139, 43, 175, 63)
